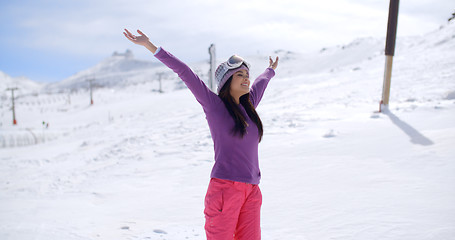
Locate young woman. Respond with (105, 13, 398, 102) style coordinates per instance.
(124, 29, 278, 240)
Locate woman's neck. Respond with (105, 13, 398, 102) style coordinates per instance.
(231, 92, 248, 105)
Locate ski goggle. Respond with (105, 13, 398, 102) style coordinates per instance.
(215, 55, 250, 85)
(227, 55, 250, 69)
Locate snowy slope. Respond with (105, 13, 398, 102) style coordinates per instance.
(0, 21, 454, 240)
(0, 72, 43, 132)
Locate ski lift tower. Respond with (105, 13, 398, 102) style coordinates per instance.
(380, 0, 400, 112)
(87, 78, 95, 105)
(156, 72, 164, 93)
(6, 87, 19, 125)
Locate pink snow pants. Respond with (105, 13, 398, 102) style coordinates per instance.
(204, 178, 262, 240)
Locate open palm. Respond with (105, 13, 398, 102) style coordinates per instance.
(123, 29, 150, 47)
(269, 56, 279, 70)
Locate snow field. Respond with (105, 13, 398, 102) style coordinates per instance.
(1, 21, 455, 239)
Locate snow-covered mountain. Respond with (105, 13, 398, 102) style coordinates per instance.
(43, 50, 168, 92)
(0, 21, 454, 240)
(0, 71, 43, 95)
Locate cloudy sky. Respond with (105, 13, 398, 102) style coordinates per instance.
(0, 0, 453, 83)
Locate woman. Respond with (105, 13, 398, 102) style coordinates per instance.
(124, 29, 278, 240)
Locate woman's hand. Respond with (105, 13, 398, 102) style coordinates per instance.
(123, 29, 157, 54)
(269, 56, 279, 70)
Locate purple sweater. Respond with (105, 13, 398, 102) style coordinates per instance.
(154, 47, 275, 184)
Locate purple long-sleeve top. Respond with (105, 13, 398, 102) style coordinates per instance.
(154, 47, 275, 184)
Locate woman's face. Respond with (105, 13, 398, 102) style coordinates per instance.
(230, 69, 250, 97)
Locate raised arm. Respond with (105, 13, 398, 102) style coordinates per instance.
(123, 29, 219, 110)
(249, 56, 279, 107)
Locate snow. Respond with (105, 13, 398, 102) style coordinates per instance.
(1, 21, 455, 239)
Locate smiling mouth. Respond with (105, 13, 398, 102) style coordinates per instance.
(241, 83, 249, 87)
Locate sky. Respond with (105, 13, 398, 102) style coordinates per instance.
(0, 0, 453, 83)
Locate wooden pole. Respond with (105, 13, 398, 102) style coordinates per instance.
(208, 44, 216, 92)
(381, 0, 400, 111)
(382, 55, 394, 106)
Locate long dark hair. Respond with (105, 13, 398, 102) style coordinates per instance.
(218, 76, 264, 142)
